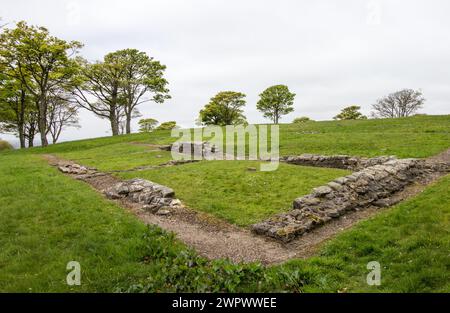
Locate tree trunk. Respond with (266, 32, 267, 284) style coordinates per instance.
(110, 108, 119, 136)
(28, 136, 34, 148)
(37, 95, 48, 147)
(17, 89, 26, 148)
(126, 114, 132, 134)
(18, 127, 25, 148)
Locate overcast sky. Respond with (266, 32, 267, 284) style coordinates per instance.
(1, 0, 450, 146)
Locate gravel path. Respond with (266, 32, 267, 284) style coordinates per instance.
(43, 149, 449, 265)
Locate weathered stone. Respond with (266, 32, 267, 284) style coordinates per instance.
(252, 158, 430, 242)
(327, 181, 343, 191)
(281, 154, 398, 170)
(313, 186, 333, 197)
(104, 178, 178, 213)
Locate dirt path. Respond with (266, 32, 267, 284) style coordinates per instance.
(42, 150, 449, 265)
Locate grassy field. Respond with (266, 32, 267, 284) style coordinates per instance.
(0, 115, 449, 292)
(15, 114, 449, 159)
(118, 161, 349, 226)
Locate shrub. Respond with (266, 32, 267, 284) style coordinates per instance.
(293, 116, 313, 123)
(156, 121, 178, 130)
(0, 140, 13, 151)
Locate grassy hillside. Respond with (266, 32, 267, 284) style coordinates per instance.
(0, 115, 449, 292)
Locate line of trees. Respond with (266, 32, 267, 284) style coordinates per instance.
(332, 89, 425, 121)
(196, 86, 425, 126)
(0, 21, 170, 148)
(197, 85, 296, 126)
(1, 21, 428, 145)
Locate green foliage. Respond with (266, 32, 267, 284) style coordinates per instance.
(119, 161, 349, 226)
(0, 21, 82, 147)
(107, 49, 170, 134)
(257, 85, 296, 124)
(198, 91, 247, 126)
(156, 121, 177, 130)
(73, 49, 170, 135)
(333, 106, 367, 120)
(293, 116, 313, 123)
(138, 118, 159, 132)
(0, 139, 13, 151)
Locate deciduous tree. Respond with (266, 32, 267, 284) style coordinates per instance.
(156, 121, 178, 130)
(0, 21, 82, 146)
(72, 56, 126, 136)
(138, 118, 159, 132)
(198, 91, 247, 126)
(371, 89, 425, 118)
(47, 91, 80, 144)
(257, 85, 295, 124)
(333, 105, 367, 120)
(111, 49, 170, 134)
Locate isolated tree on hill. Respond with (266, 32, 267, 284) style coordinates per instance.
(156, 121, 178, 130)
(198, 91, 247, 126)
(111, 49, 170, 134)
(257, 85, 295, 124)
(333, 105, 367, 120)
(0, 21, 82, 147)
(138, 118, 159, 132)
(371, 89, 425, 118)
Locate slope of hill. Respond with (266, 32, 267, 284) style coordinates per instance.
(0, 115, 449, 292)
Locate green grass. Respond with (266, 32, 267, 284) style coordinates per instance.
(278, 115, 450, 158)
(0, 154, 165, 292)
(6, 114, 448, 158)
(56, 142, 173, 172)
(0, 115, 449, 292)
(274, 174, 450, 292)
(118, 161, 349, 226)
(1, 152, 448, 292)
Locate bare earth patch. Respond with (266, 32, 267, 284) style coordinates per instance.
(42, 150, 449, 265)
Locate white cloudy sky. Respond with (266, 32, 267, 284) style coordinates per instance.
(1, 0, 449, 145)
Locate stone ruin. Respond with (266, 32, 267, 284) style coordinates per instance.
(104, 178, 182, 215)
(58, 163, 97, 175)
(281, 154, 397, 171)
(58, 163, 181, 215)
(57, 151, 448, 243)
(252, 158, 446, 242)
(170, 141, 219, 159)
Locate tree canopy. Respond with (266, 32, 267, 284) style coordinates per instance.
(73, 49, 169, 136)
(198, 91, 247, 126)
(0, 21, 82, 146)
(156, 121, 178, 130)
(138, 118, 159, 132)
(372, 89, 425, 118)
(257, 85, 295, 124)
(333, 105, 367, 120)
